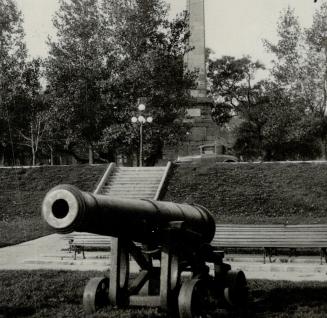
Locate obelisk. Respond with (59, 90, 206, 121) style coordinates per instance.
(183, 0, 220, 156)
(185, 0, 207, 98)
(162, 0, 226, 161)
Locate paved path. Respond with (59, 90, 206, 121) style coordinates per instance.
(1, 235, 327, 281)
(0, 234, 110, 271)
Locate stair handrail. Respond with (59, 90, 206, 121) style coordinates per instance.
(154, 161, 172, 200)
(93, 162, 116, 194)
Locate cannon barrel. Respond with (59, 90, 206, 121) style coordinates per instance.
(41, 184, 216, 244)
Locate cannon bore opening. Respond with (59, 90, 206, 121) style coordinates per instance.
(52, 199, 70, 219)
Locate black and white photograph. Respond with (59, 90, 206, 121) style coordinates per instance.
(1, 0, 327, 317)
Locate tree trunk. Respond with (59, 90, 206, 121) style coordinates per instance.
(320, 138, 326, 160)
(32, 149, 36, 166)
(49, 146, 54, 165)
(31, 123, 36, 166)
(88, 144, 94, 164)
(0, 150, 4, 166)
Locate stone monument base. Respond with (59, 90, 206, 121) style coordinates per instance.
(162, 98, 235, 161)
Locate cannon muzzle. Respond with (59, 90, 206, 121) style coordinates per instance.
(42, 184, 216, 244)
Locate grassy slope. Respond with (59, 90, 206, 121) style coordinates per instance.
(0, 270, 326, 317)
(0, 165, 107, 246)
(1, 162, 327, 246)
(164, 162, 327, 224)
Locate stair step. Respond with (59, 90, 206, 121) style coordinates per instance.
(116, 167, 166, 170)
(102, 186, 158, 192)
(103, 191, 157, 196)
(106, 183, 158, 186)
(104, 188, 158, 192)
(111, 173, 162, 179)
(110, 174, 163, 178)
(102, 195, 156, 199)
(103, 189, 156, 192)
(109, 179, 162, 182)
(113, 169, 165, 173)
(114, 171, 165, 174)
(106, 182, 161, 186)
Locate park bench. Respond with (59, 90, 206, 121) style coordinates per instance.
(68, 233, 143, 259)
(67, 224, 327, 264)
(213, 224, 327, 264)
(67, 233, 111, 259)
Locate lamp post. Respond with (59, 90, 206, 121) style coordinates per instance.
(131, 103, 153, 167)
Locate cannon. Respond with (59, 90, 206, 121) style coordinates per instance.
(42, 184, 248, 317)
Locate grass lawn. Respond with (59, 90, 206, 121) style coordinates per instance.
(165, 162, 327, 224)
(0, 270, 327, 317)
(0, 165, 107, 247)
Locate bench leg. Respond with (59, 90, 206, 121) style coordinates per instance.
(82, 248, 86, 259)
(289, 248, 296, 262)
(320, 248, 326, 265)
(264, 248, 274, 263)
(68, 239, 73, 253)
(263, 248, 271, 264)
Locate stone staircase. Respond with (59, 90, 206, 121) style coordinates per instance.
(98, 166, 169, 200)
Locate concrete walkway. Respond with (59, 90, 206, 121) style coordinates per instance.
(1, 235, 327, 281)
(0, 234, 110, 271)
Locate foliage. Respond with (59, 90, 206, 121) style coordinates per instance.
(46, 0, 194, 165)
(260, 4, 327, 160)
(230, 6, 326, 161)
(99, 0, 194, 165)
(263, 6, 304, 93)
(10, 59, 53, 165)
(302, 2, 327, 157)
(0, 0, 26, 164)
(206, 54, 315, 161)
(207, 55, 265, 126)
(45, 0, 114, 164)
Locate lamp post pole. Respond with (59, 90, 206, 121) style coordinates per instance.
(139, 121, 143, 167)
(131, 103, 153, 167)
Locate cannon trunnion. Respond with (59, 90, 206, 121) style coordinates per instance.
(42, 184, 248, 317)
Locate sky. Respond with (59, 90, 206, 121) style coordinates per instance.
(16, 0, 321, 70)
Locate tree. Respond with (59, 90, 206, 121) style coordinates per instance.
(46, 0, 114, 164)
(207, 55, 265, 126)
(99, 0, 194, 165)
(234, 81, 319, 161)
(264, 6, 304, 96)
(12, 59, 55, 166)
(207, 52, 319, 160)
(264, 4, 327, 159)
(258, 6, 322, 160)
(0, 0, 26, 165)
(46, 0, 194, 165)
(303, 2, 327, 158)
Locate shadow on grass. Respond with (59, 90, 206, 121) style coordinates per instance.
(250, 281, 327, 317)
(0, 306, 35, 317)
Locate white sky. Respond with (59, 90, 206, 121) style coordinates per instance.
(17, 0, 321, 70)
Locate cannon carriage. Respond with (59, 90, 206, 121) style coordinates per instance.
(42, 184, 248, 317)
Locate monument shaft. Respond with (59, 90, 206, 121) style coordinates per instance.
(186, 0, 207, 98)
